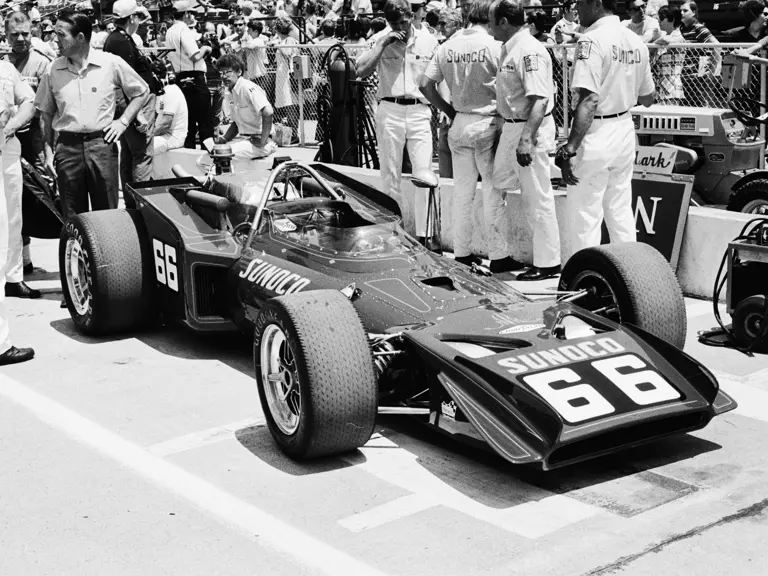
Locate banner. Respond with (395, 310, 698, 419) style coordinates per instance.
(634, 146, 677, 175)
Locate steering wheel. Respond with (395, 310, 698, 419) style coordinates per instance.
(729, 97, 768, 126)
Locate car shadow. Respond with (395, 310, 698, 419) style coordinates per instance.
(233, 423, 358, 476)
(371, 415, 721, 509)
(50, 318, 254, 377)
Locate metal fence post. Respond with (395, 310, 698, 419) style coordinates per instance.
(561, 45, 569, 141)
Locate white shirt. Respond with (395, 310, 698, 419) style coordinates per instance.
(154, 83, 188, 154)
(571, 15, 654, 117)
(623, 17, 661, 43)
(242, 34, 267, 78)
(230, 77, 270, 135)
(424, 26, 500, 116)
(369, 25, 438, 101)
(496, 27, 554, 120)
(166, 20, 206, 73)
(332, 0, 372, 15)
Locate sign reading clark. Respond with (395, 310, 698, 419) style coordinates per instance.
(634, 146, 677, 175)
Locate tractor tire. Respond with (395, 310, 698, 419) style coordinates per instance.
(727, 179, 768, 214)
(254, 289, 377, 460)
(59, 210, 157, 335)
(559, 242, 687, 349)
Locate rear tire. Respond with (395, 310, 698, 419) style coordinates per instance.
(727, 179, 768, 214)
(59, 210, 157, 335)
(254, 290, 377, 459)
(559, 242, 687, 348)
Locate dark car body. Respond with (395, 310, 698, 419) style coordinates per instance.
(125, 162, 736, 470)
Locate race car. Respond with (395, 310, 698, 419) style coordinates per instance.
(59, 158, 736, 470)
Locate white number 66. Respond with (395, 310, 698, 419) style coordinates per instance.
(153, 239, 179, 292)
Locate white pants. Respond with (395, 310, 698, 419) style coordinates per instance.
(493, 117, 560, 268)
(3, 136, 22, 283)
(375, 100, 432, 237)
(0, 140, 11, 354)
(567, 116, 636, 259)
(229, 137, 278, 160)
(448, 113, 501, 258)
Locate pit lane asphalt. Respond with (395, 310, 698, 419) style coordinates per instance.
(3, 237, 768, 576)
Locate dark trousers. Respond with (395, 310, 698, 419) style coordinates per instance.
(120, 94, 156, 209)
(55, 134, 119, 221)
(17, 123, 46, 173)
(179, 74, 213, 148)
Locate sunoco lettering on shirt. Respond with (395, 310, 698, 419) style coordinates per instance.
(239, 258, 310, 294)
(446, 49, 488, 63)
(497, 337, 625, 374)
(611, 46, 642, 64)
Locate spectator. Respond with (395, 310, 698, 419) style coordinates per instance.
(314, 18, 339, 42)
(332, 0, 373, 17)
(221, 15, 248, 52)
(104, 0, 161, 205)
(646, 0, 668, 20)
(527, 9, 554, 43)
(243, 19, 268, 88)
(624, 0, 661, 43)
(153, 65, 189, 155)
(679, 1, 720, 107)
(653, 6, 685, 104)
(734, 0, 768, 43)
(0, 62, 35, 364)
(166, 0, 214, 148)
(550, 0, 581, 45)
(346, 15, 371, 45)
(216, 53, 278, 159)
(271, 15, 299, 141)
(369, 16, 389, 39)
(35, 11, 149, 220)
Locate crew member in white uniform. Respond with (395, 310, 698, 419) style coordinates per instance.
(490, 0, 561, 279)
(420, 0, 505, 268)
(555, 0, 654, 258)
(0, 64, 35, 365)
(1, 61, 40, 299)
(215, 54, 278, 160)
(357, 0, 439, 244)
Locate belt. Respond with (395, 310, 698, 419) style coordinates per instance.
(382, 97, 422, 105)
(505, 112, 552, 123)
(594, 110, 629, 120)
(176, 71, 206, 80)
(58, 130, 105, 143)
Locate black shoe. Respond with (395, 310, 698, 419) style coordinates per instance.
(516, 265, 562, 281)
(23, 263, 34, 275)
(417, 236, 443, 255)
(489, 256, 526, 274)
(60, 299, 68, 309)
(454, 254, 482, 266)
(5, 281, 42, 299)
(0, 346, 34, 366)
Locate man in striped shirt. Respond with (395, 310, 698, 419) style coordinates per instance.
(679, 1, 720, 107)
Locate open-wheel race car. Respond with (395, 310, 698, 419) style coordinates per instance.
(59, 158, 736, 470)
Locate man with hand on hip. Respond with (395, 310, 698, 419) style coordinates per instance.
(489, 0, 561, 280)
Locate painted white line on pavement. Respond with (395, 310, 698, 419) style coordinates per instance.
(148, 417, 265, 457)
(714, 372, 768, 424)
(338, 493, 438, 532)
(0, 375, 390, 576)
(338, 434, 603, 538)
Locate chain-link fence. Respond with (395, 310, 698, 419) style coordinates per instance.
(222, 42, 766, 153)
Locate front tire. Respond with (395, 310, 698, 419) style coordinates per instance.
(254, 290, 377, 459)
(59, 210, 157, 335)
(559, 242, 687, 348)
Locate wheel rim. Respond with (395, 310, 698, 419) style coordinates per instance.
(741, 199, 768, 215)
(569, 270, 622, 323)
(741, 310, 764, 340)
(64, 236, 92, 316)
(260, 324, 302, 435)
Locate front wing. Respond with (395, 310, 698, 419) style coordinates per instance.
(402, 322, 736, 470)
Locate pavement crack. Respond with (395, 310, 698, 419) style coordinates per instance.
(583, 498, 768, 576)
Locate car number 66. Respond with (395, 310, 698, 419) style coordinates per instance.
(523, 354, 681, 424)
(153, 239, 179, 292)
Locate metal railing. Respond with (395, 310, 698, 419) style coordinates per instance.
(178, 42, 768, 150)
